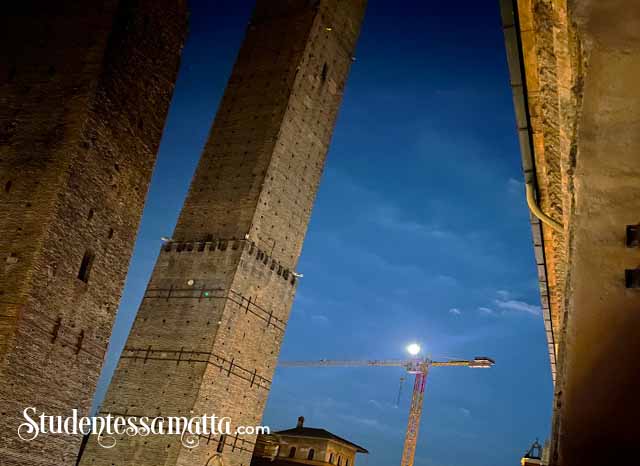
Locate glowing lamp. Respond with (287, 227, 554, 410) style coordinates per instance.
(406, 343, 421, 356)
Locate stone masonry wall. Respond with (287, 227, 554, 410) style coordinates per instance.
(0, 1, 188, 465)
(516, 0, 582, 372)
(79, 2, 366, 466)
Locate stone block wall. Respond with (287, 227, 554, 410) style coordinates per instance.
(79, 1, 366, 466)
(0, 1, 188, 464)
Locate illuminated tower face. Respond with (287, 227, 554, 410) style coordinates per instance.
(0, 1, 187, 465)
(79, 2, 367, 466)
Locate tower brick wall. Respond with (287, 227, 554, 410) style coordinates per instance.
(0, 1, 188, 465)
(79, 1, 366, 466)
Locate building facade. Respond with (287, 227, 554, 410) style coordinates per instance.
(501, 0, 640, 464)
(253, 417, 368, 466)
(78, 1, 366, 466)
(0, 1, 187, 465)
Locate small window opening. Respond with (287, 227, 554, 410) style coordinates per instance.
(308, 449, 315, 460)
(5, 181, 12, 193)
(108, 228, 114, 239)
(338, 456, 342, 466)
(329, 453, 334, 464)
(77, 250, 95, 283)
(289, 447, 296, 458)
(346, 460, 349, 466)
(321, 63, 328, 82)
(87, 209, 94, 221)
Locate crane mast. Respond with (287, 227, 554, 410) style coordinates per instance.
(401, 367, 427, 466)
(279, 356, 494, 466)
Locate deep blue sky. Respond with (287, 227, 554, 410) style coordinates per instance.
(94, 1, 553, 465)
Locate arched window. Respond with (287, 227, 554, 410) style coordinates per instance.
(289, 447, 297, 458)
(346, 459, 349, 466)
(329, 453, 334, 464)
(338, 456, 342, 466)
(307, 449, 315, 460)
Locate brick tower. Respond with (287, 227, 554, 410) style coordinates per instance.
(79, 1, 366, 466)
(0, 1, 188, 465)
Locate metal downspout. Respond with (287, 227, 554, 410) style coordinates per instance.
(526, 182, 563, 233)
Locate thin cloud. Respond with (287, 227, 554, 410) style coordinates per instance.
(314, 397, 348, 410)
(435, 275, 458, 287)
(326, 235, 459, 291)
(311, 314, 329, 324)
(368, 399, 383, 409)
(449, 308, 461, 315)
(478, 307, 495, 316)
(373, 204, 454, 240)
(337, 413, 391, 432)
(327, 169, 456, 241)
(326, 169, 511, 274)
(368, 399, 396, 410)
(494, 298, 541, 316)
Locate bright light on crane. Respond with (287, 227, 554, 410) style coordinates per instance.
(406, 343, 421, 356)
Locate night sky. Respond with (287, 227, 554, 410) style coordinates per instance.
(93, 1, 553, 465)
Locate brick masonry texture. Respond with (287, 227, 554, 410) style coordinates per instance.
(517, 0, 583, 376)
(0, 1, 188, 465)
(79, 2, 367, 466)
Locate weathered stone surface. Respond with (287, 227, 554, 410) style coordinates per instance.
(0, 1, 188, 465)
(516, 0, 640, 464)
(552, 2, 640, 463)
(78, 2, 367, 466)
(517, 0, 583, 374)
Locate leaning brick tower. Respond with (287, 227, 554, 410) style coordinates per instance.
(79, 1, 366, 466)
(0, 1, 188, 465)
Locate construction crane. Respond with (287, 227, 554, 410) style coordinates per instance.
(279, 352, 494, 466)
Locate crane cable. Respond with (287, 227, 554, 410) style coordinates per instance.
(396, 376, 405, 407)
